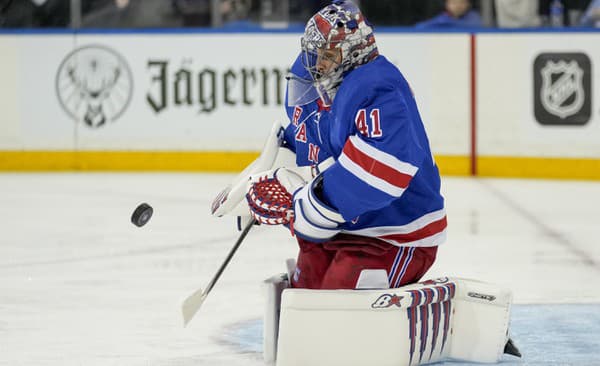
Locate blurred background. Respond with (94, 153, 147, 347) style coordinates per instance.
(0, 0, 599, 29)
(1, 0, 599, 178)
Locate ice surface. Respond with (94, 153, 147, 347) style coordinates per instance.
(1, 173, 599, 365)
(217, 304, 600, 365)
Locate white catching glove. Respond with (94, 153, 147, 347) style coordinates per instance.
(246, 169, 345, 242)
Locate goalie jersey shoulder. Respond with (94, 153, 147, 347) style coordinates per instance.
(328, 56, 418, 154)
(323, 56, 446, 246)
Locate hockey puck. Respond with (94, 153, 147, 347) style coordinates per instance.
(131, 203, 153, 227)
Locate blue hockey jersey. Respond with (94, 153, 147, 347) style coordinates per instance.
(284, 55, 446, 248)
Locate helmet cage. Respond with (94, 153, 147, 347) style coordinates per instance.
(299, 40, 344, 107)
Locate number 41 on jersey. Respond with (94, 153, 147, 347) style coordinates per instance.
(355, 108, 382, 138)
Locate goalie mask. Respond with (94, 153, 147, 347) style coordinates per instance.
(300, 0, 379, 106)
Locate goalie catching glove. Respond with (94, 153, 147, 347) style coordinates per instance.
(246, 169, 345, 242)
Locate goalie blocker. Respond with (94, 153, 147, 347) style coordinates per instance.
(264, 271, 521, 366)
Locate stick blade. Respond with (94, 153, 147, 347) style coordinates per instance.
(181, 288, 208, 327)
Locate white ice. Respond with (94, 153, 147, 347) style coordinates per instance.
(1, 173, 599, 365)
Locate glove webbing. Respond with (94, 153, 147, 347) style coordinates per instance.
(246, 177, 295, 228)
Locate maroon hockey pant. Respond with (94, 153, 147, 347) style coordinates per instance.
(291, 234, 438, 290)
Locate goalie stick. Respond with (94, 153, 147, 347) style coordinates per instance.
(181, 218, 256, 326)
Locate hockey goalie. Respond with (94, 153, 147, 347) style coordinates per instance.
(210, 1, 521, 365)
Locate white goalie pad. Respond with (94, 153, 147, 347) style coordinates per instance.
(267, 277, 514, 366)
(263, 259, 296, 364)
(263, 273, 290, 364)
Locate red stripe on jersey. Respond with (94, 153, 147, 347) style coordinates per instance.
(381, 216, 447, 244)
(343, 140, 413, 189)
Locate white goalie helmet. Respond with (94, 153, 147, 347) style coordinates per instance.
(300, 0, 379, 106)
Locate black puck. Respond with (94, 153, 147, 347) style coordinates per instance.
(131, 203, 153, 227)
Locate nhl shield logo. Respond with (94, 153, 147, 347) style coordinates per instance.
(540, 60, 584, 119)
(56, 45, 133, 128)
(534, 53, 592, 126)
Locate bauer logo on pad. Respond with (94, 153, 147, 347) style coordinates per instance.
(533, 52, 592, 126)
(371, 294, 403, 308)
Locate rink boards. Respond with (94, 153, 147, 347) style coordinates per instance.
(0, 31, 599, 179)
